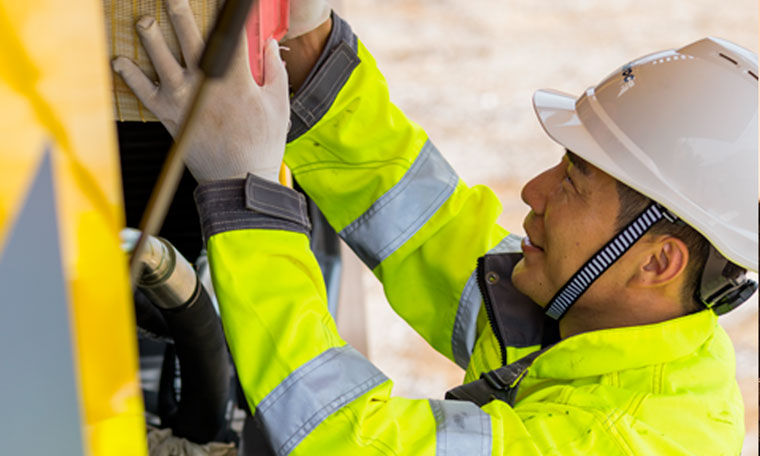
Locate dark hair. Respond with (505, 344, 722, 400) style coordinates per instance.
(615, 182, 710, 314)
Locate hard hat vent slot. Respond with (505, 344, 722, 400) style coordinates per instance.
(718, 53, 738, 65)
(747, 70, 758, 81)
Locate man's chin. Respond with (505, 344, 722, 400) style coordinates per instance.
(511, 258, 549, 308)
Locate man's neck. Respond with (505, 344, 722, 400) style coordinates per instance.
(557, 291, 686, 339)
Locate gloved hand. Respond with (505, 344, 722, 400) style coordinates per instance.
(111, 0, 289, 183)
(282, 0, 331, 41)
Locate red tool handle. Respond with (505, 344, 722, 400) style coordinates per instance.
(246, 0, 289, 85)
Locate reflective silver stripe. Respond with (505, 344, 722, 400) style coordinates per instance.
(452, 274, 481, 369)
(429, 399, 492, 456)
(451, 234, 523, 368)
(339, 140, 458, 269)
(256, 345, 387, 455)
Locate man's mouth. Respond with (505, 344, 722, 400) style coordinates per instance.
(522, 235, 544, 253)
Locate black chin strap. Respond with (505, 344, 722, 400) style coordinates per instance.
(545, 202, 676, 320)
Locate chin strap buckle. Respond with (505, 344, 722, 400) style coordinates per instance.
(710, 280, 758, 315)
(657, 204, 680, 224)
(700, 246, 757, 315)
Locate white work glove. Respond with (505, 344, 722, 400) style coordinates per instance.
(111, 0, 289, 183)
(282, 0, 331, 41)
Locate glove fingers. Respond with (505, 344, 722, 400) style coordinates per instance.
(136, 16, 184, 87)
(112, 57, 160, 113)
(228, 31, 258, 87)
(166, 0, 205, 67)
(263, 39, 288, 104)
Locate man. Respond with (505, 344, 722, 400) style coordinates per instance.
(113, 0, 758, 453)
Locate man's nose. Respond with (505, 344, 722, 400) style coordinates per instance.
(521, 170, 550, 215)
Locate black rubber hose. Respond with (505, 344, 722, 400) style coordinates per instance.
(133, 288, 170, 339)
(158, 280, 230, 443)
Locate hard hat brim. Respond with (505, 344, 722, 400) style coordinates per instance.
(531, 88, 631, 194)
(532, 89, 598, 158)
(531, 88, 759, 272)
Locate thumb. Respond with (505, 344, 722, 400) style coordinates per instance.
(262, 39, 289, 97)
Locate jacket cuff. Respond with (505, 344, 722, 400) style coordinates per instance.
(287, 11, 360, 142)
(194, 174, 312, 245)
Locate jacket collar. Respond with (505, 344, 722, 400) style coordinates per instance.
(483, 251, 718, 378)
(480, 252, 560, 351)
(530, 309, 718, 379)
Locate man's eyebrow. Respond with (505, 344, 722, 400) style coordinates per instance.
(566, 149, 591, 176)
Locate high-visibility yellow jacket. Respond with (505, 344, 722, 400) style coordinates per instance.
(196, 13, 745, 455)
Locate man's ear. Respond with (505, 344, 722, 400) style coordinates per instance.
(633, 236, 689, 288)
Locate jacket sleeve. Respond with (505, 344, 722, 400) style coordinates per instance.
(193, 176, 550, 456)
(283, 11, 517, 369)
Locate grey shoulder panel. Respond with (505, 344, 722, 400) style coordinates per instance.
(446, 348, 546, 407)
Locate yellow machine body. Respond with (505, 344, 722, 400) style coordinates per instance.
(0, 0, 147, 454)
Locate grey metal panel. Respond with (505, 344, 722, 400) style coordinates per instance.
(339, 140, 458, 270)
(255, 345, 387, 456)
(451, 234, 524, 368)
(429, 399, 492, 456)
(0, 150, 85, 455)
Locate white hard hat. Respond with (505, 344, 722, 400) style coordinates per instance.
(533, 37, 758, 273)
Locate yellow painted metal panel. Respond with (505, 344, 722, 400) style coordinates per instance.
(0, 1, 147, 455)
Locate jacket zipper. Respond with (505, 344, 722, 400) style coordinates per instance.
(476, 256, 507, 366)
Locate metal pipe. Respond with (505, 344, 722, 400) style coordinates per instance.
(122, 227, 197, 308)
(127, 79, 209, 287)
(122, 228, 231, 443)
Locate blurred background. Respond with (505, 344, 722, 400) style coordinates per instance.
(328, 1, 758, 454)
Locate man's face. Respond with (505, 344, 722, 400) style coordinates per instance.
(511, 152, 623, 308)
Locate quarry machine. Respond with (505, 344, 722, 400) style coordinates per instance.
(0, 0, 342, 454)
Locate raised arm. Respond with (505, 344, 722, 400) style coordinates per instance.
(280, 11, 519, 369)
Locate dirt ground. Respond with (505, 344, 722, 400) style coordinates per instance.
(331, 0, 759, 454)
